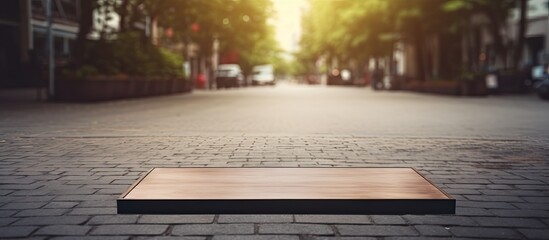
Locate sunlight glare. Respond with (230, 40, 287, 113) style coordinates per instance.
(272, 0, 307, 55)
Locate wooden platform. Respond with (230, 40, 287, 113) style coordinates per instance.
(117, 168, 455, 215)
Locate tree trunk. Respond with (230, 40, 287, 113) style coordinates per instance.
(487, 11, 506, 69)
(74, 0, 95, 66)
(414, 32, 426, 81)
(118, 0, 130, 33)
(513, 0, 528, 69)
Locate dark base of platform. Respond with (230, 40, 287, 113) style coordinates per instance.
(118, 199, 455, 215)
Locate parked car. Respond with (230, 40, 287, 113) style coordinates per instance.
(327, 69, 343, 85)
(535, 75, 549, 100)
(216, 64, 244, 88)
(327, 68, 354, 86)
(251, 65, 275, 86)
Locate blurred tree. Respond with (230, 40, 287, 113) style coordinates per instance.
(445, 0, 518, 69)
(74, 0, 97, 65)
(299, 0, 523, 81)
(299, 0, 402, 78)
(514, 0, 528, 69)
(70, 0, 278, 81)
(157, 0, 276, 78)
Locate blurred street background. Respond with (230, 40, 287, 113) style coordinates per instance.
(1, 83, 549, 139)
(1, 0, 549, 98)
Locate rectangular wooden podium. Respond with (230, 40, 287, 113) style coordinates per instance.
(118, 168, 455, 215)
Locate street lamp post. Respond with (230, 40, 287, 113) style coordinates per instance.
(544, 0, 549, 69)
(46, 0, 55, 99)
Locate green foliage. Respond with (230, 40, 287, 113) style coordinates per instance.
(89, 0, 277, 77)
(62, 65, 99, 79)
(70, 33, 183, 78)
(297, 0, 519, 77)
(299, 0, 396, 65)
(156, 0, 276, 72)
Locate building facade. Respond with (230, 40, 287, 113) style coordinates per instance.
(466, 0, 549, 71)
(0, 0, 80, 88)
(395, 0, 548, 82)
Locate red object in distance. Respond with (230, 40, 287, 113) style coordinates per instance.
(191, 23, 200, 33)
(196, 73, 206, 89)
(165, 27, 174, 38)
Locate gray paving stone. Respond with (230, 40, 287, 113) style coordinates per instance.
(3, 237, 47, 240)
(336, 225, 418, 236)
(312, 237, 377, 240)
(218, 215, 292, 223)
(465, 195, 525, 202)
(518, 228, 549, 239)
(212, 236, 299, 240)
(490, 209, 549, 218)
(134, 237, 206, 240)
(383, 238, 467, 240)
(450, 227, 521, 239)
(295, 215, 370, 224)
(54, 195, 113, 201)
(473, 217, 546, 228)
(87, 215, 139, 225)
(458, 201, 516, 209)
(370, 215, 407, 225)
(259, 223, 333, 235)
(172, 224, 254, 235)
(4, 196, 56, 203)
(403, 215, 476, 226)
(43, 202, 79, 209)
(35, 225, 92, 235)
(91, 224, 169, 235)
(2, 202, 47, 210)
(68, 207, 116, 215)
(13, 216, 89, 226)
(455, 207, 494, 216)
(10, 189, 51, 196)
(15, 208, 67, 217)
(50, 237, 130, 240)
(135, 237, 209, 240)
(523, 197, 549, 203)
(139, 215, 214, 224)
(513, 202, 549, 210)
(77, 200, 117, 208)
(413, 225, 452, 236)
(0, 190, 14, 196)
(0, 217, 17, 226)
(0, 226, 37, 238)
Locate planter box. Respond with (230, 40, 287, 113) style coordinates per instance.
(460, 80, 488, 96)
(401, 79, 488, 96)
(55, 77, 192, 102)
(402, 81, 461, 96)
(491, 72, 529, 94)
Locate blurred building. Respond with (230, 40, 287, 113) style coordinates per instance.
(0, 0, 80, 88)
(512, 0, 549, 67)
(465, 0, 548, 71)
(396, 0, 548, 82)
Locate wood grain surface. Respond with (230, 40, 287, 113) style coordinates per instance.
(123, 168, 450, 200)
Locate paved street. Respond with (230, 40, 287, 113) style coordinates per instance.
(1, 84, 549, 239)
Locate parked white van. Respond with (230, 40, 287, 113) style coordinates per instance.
(251, 65, 275, 86)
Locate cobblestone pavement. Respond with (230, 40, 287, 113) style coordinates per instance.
(1, 84, 548, 239)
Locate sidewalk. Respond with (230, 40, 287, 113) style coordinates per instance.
(0, 86, 548, 239)
(1, 135, 548, 239)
